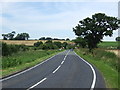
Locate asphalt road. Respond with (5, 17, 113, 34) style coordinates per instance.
(1, 50, 106, 89)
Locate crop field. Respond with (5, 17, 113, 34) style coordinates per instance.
(0, 40, 71, 46)
(98, 41, 118, 49)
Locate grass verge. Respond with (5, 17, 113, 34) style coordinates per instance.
(1, 50, 63, 78)
(75, 48, 118, 88)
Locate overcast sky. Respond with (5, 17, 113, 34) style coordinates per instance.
(0, 0, 119, 41)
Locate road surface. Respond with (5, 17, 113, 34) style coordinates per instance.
(1, 50, 106, 89)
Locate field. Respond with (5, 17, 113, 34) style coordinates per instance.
(98, 41, 118, 49)
(98, 41, 119, 57)
(0, 40, 71, 46)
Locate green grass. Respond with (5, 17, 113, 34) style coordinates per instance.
(1, 50, 63, 77)
(75, 48, 119, 88)
(98, 41, 118, 49)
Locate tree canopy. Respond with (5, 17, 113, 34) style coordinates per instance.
(2, 31, 30, 40)
(15, 33, 30, 40)
(2, 31, 16, 40)
(73, 37, 86, 48)
(73, 13, 120, 51)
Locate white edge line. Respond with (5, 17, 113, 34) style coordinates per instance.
(27, 78, 47, 90)
(74, 51, 96, 90)
(0, 51, 64, 82)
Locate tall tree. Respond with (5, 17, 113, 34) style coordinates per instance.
(8, 31, 16, 40)
(2, 34, 8, 40)
(73, 13, 120, 51)
(73, 37, 87, 48)
(15, 33, 30, 40)
(2, 31, 16, 40)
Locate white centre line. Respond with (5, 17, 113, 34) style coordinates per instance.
(27, 50, 70, 89)
(52, 65, 61, 73)
(27, 78, 47, 90)
(61, 61, 64, 64)
(52, 50, 70, 74)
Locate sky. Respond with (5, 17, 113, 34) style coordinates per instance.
(0, 0, 120, 41)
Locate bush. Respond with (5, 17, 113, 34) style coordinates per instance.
(67, 44, 75, 49)
(34, 41, 43, 47)
(39, 44, 48, 50)
(39, 43, 58, 50)
(62, 42, 68, 49)
(2, 42, 29, 56)
(54, 42, 62, 48)
(2, 50, 58, 68)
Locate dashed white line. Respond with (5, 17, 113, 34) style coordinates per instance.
(74, 51, 96, 90)
(27, 78, 47, 90)
(52, 65, 61, 74)
(63, 56, 67, 60)
(27, 50, 70, 89)
(52, 50, 70, 74)
(61, 61, 64, 64)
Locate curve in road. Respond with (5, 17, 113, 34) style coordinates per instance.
(1, 50, 106, 89)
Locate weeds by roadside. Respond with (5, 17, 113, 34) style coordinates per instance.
(75, 48, 119, 88)
(1, 50, 62, 77)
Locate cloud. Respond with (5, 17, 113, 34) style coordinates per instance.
(0, 0, 120, 2)
(1, 2, 119, 40)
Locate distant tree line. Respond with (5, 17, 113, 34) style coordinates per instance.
(2, 40, 75, 56)
(34, 40, 74, 50)
(2, 31, 30, 40)
(39, 37, 70, 41)
(2, 31, 70, 41)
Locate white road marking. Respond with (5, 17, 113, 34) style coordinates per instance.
(61, 61, 64, 64)
(27, 50, 70, 89)
(52, 65, 61, 73)
(53, 50, 70, 73)
(0, 51, 63, 82)
(27, 78, 47, 90)
(74, 51, 96, 90)
(63, 56, 66, 60)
